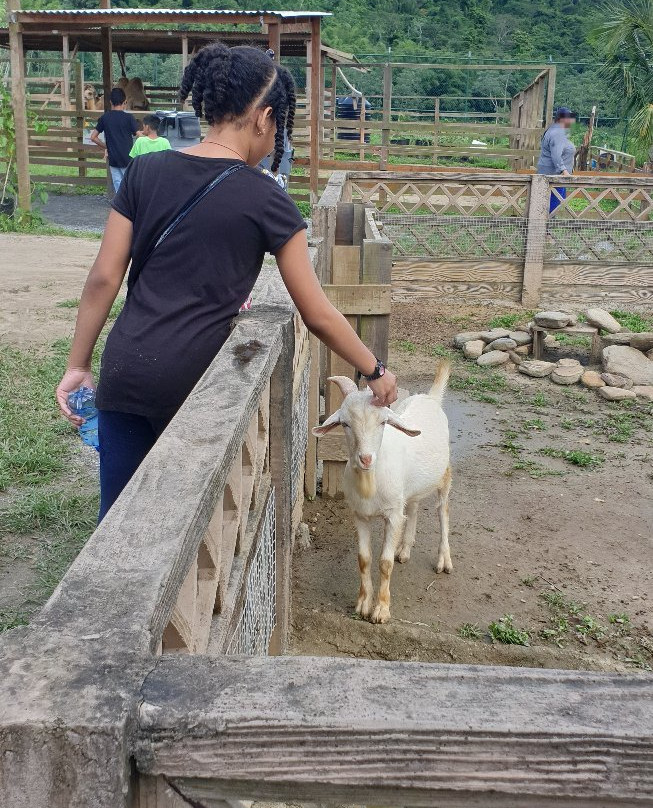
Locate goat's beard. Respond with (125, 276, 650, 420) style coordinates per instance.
(353, 466, 376, 499)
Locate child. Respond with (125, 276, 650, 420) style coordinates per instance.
(129, 114, 171, 158)
(56, 43, 398, 522)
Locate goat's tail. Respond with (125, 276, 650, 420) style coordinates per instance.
(428, 360, 451, 406)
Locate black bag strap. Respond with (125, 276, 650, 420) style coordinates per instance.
(127, 162, 245, 292)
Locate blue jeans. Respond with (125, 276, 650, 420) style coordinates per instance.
(549, 185, 566, 213)
(97, 410, 170, 522)
(109, 165, 127, 193)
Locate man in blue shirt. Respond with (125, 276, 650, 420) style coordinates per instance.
(91, 88, 142, 192)
(537, 107, 577, 213)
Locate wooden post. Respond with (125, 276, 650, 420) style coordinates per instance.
(433, 96, 440, 164)
(329, 62, 337, 159)
(380, 63, 392, 170)
(359, 94, 366, 161)
(522, 174, 549, 307)
(308, 18, 321, 201)
(545, 65, 556, 127)
(7, 0, 30, 211)
(267, 22, 281, 62)
(181, 34, 189, 69)
(360, 237, 393, 363)
(100, 0, 113, 112)
(62, 34, 71, 127)
(73, 59, 87, 180)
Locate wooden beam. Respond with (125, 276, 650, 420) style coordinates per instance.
(267, 22, 281, 62)
(181, 34, 188, 69)
(545, 65, 557, 125)
(522, 175, 549, 307)
(136, 654, 653, 807)
(99, 0, 112, 113)
(7, 0, 31, 211)
(323, 283, 391, 315)
(308, 17, 321, 201)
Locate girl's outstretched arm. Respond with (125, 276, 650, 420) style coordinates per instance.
(56, 210, 133, 424)
(275, 230, 398, 407)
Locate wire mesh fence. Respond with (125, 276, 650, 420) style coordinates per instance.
(546, 219, 653, 262)
(380, 212, 528, 259)
(291, 359, 310, 508)
(226, 488, 276, 657)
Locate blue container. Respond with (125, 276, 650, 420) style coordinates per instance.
(67, 386, 99, 451)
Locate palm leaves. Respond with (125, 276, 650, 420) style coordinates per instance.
(590, 0, 653, 148)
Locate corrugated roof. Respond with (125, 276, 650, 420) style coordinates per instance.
(16, 8, 330, 19)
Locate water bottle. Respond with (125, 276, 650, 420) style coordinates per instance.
(67, 386, 99, 451)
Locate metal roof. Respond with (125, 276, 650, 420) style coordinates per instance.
(15, 8, 330, 21)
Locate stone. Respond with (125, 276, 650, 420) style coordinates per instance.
(534, 310, 573, 329)
(483, 337, 517, 353)
(602, 332, 634, 346)
(557, 357, 582, 368)
(601, 372, 633, 389)
(648, 349, 653, 361)
(508, 330, 533, 346)
(598, 386, 637, 401)
(477, 350, 510, 367)
(454, 331, 485, 348)
(514, 345, 530, 356)
(602, 345, 653, 386)
(463, 339, 485, 359)
(585, 308, 623, 334)
(551, 366, 583, 385)
(478, 328, 511, 343)
(581, 371, 605, 389)
(543, 335, 558, 348)
(633, 385, 653, 401)
(508, 350, 524, 365)
(630, 332, 653, 352)
(518, 360, 556, 378)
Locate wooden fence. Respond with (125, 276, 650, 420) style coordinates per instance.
(341, 171, 653, 308)
(1, 205, 652, 808)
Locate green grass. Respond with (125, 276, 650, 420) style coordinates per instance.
(554, 333, 591, 348)
(396, 339, 417, 354)
(487, 312, 527, 330)
(56, 298, 81, 309)
(538, 447, 604, 469)
(458, 622, 483, 640)
(522, 418, 546, 431)
(531, 391, 550, 408)
(0, 213, 101, 239)
(488, 614, 530, 646)
(610, 311, 653, 333)
(449, 366, 508, 404)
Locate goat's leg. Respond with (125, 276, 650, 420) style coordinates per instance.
(435, 465, 453, 573)
(371, 512, 404, 624)
(396, 501, 419, 563)
(355, 517, 374, 618)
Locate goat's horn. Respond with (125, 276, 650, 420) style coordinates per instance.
(328, 376, 358, 397)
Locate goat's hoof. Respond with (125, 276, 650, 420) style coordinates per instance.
(370, 603, 391, 624)
(395, 546, 411, 563)
(356, 596, 373, 619)
(436, 557, 453, 574)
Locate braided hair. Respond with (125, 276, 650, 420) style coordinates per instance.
(179, 43, 296, 172)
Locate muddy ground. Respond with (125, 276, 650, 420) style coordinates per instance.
(291, 302, 653, 672)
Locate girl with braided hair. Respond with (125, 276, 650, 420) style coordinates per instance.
(56, 42, 398, 521)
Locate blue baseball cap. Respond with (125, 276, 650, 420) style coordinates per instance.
(555, 107, 576, 120)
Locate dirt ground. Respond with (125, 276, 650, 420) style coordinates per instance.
(291, 302, 653, 672)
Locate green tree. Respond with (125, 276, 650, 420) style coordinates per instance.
(590, 0, 653, 148)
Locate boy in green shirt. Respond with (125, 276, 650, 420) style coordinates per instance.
(129, 115, 171, 158)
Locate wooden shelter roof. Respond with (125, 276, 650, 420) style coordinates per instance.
(8, 8, 329, 26)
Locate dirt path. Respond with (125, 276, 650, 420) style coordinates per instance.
(1, 234, 99, 348)
(291, 303, 653, 672)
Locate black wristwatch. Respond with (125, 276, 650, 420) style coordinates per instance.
(364, 359, 386, 382)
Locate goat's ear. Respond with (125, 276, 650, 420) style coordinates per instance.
(385, 412, 421, 437)
(312, 410, 342, 437)
(328, 375, 358, 398)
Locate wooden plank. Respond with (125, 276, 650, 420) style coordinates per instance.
(522, 174, 548, 307)
(137, 654, 653, 807)
(543, 262, 653, 288)
(323, 283, 391, 315)
(308, 18, 321, 200)
(334, 202, 354, 245)
(8, 0, 31, 210)
(539, 284, 653, 305)
(392, 259, 524, 284)
(360, 238, 393, 364)
(317, 432, 348, 462)
(392, 280, 522, 303)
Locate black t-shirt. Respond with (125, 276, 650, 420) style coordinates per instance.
(95, 150, 307, 420)
(95, 110, 139, 167)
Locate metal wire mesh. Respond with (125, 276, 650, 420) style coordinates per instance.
(291, 359, 310, 507)
(226, 488, 276, 656)
(380, 213, 528, 259)
(545, 219, 653, 262)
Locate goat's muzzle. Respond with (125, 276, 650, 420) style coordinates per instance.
(358, 453, 374, 470)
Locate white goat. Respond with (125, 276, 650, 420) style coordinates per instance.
(313, 363, 452, 624)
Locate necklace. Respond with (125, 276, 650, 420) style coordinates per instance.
(201, 139, 246, 162)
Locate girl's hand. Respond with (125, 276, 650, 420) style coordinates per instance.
(56, 368, 95, 426)
(368, 369, 398, 407)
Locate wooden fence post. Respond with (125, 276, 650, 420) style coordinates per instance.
(433, 96, 440, 164)
(8, 0, 31, 212)
(360, 236, 393, 362)
(73, 59, 88, 181)
(380, 64, 392, 170)
(522, 174, 549, 307)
